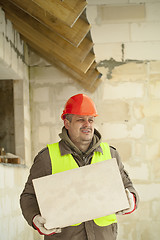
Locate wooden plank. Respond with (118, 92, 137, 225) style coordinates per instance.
(2, 0, 95, 73)
(31, 0, 87, 27)
(33, 159, 129, 228)
(3, 0, 93, 62)
(8, 0, 90, 46)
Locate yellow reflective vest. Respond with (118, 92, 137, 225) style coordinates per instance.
(47, 142, 117, 227)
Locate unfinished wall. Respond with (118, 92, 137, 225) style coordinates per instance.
(0, 8, 33, 240)
(87, 1, 160, 239)
(29, 1, 160, 240)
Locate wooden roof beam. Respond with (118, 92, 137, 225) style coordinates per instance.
(2, 0, 93, 62)
(31, 0, 87, 27)
(3, 6, 95, 74)
(8, 0, 90, 46)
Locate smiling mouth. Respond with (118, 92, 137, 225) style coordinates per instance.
(81, 128, 91, 134)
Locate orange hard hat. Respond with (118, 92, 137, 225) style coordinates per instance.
(61, 94, 98, 120)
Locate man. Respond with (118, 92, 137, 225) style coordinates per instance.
(20, 93, 139, 240)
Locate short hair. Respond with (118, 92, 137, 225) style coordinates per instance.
(64, 114, 73, 122)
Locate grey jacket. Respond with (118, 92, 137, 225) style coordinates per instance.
(20, 128, 139, 240)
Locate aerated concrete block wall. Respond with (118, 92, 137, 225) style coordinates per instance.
(0, 8, 34, 240)
(29, 1, 160, 240)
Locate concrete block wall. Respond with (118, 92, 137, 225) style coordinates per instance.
(87, 0, 160, 62)
(86, 1, 160, 239)
(29, 60, 160, 240)
(0, 8, 33, 240)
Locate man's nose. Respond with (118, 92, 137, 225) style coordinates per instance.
(83, 120, 90, 127)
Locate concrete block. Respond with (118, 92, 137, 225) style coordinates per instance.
(111, 62, 148, 81)
(0, 166, 4, 189)
(33, 159, 129, 228)
(146, 142, 160, 161)
(0, 33, 4, 59)
(14, 103, 24, 124)
(109, 141, 132, 162)
(101, 123, 144, 140)
(0, 8, 5, 33)
(4, 167, 14, 188)
(98, 4, 145, 23)
(147, 119, 160, 140)
(133, 102, 145, 120)
(91, 23, 130, 43)
(101, 123, 128, 140)
(103, 82, 144, 100)
(151, 158, 160, 180)
(130, 0, 154, 2)
(124, 163, 149, 181)
(56, 86, 81, 101)
(3, 195, 12, 216)
(13, 80, 23, 100)
(33, 87, 49, 102)
(38, 126, 50, 144)
(24, 124, 30, 142)
(86, 6, 97, 24)
(143, 100, 160, 117)
(6, 19, 14, 43)
(149, 80, 160, 98)
(130, 124, 144, 138)
(125, 42, 160, 60)
(4, 36, 11, 66)
(87, 0, 128, 5)
(150, 61, 160, 73)
(16, 33, 24, 55)
(131, 22, 160, 41)
(24, 105, 30, 122)
(30, 66, 68, 84)
(146, 3, 160, 21)
(151, 201, 160, 220)
(94, 43, 122, 61)
(134, 141, 146, 160)
(136, 183, 160, 202)
(40, 107, 55, 124)
(11, 46, 19, 76)
(99, 101, 130, 122)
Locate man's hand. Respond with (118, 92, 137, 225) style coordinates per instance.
(33, 214, 61, 236)
(117, 188, 136, 215)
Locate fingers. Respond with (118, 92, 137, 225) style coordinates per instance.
(33, 214, 61, 236)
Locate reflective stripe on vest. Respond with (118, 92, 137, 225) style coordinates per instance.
(47, 142, 117, 227)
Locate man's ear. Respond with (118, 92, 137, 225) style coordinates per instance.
(64, 119, 70, 130)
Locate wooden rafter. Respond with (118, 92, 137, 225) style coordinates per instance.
(0, 0, 103, 92)
(8, 0, 90, 46)
(31, 0, 87, 27)
(4, 0, 93, 63)
(2, 0, 95, 74)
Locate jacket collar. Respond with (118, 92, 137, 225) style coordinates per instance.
(59, 127, 103, 156)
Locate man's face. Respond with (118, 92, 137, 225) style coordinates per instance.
(64, 115, 95, 149)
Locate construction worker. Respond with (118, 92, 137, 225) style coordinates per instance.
(20, 93, 139, 240)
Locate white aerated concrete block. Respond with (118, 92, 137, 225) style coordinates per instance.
(136, 184, 160, 202)
(101, 123, 144, 140)
(33, 87, 50, 102)
(125, 42, 160, 61)
(131, 22, 160, 41)
(103, 82, 144, 99)
(91, 23, 130, 43)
